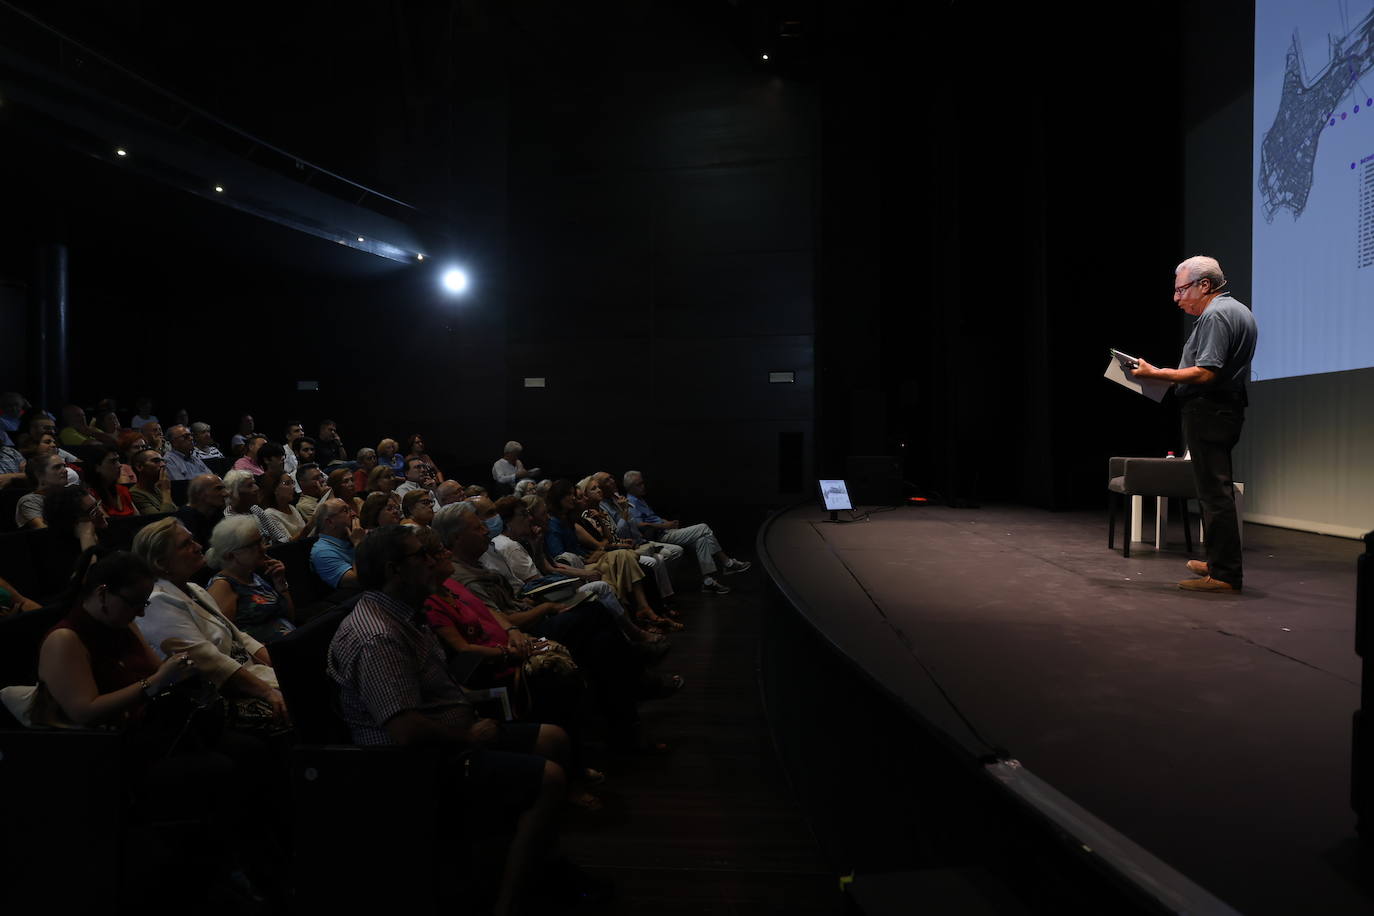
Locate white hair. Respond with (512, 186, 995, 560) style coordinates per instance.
(1175, 255, 1225, 291)
(504, 440, 523, 455)
(431, 500, 478, 547)
(513, 479, 535, 497)
(623, 469, 643, 491)
(222, 468, 256, 503)
(205, 515, 261, 570)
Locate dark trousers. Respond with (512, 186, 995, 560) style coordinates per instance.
(1182, 396, 1245, 587)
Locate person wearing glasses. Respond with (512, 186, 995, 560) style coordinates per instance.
(205, 516, 296, 644)
(129, 449, 177, 515)
(1130, 255, 1257, 593)
(163, 424, 211, 481)
(133, 518, 289, 723)
(395, 455, 437, 497)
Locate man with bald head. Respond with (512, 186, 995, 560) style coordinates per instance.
(176, 473, 227, 547)
(1131, 255, 1257, 593)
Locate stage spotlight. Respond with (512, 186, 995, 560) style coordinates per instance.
(441, 267, 469, 295)
(115, 148, 127, 157)
(214, 184, 224, 193)
(357, 236, 365, 242)
(761, 53, 770, 61)
(416, 253, 425, 261)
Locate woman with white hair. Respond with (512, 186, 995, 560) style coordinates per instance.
(205, 515, 296, 644)
(132, 517, 288, 724)
(222, 469, 290, 544)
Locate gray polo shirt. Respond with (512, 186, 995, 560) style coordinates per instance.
(1176, 294, 1258, 399)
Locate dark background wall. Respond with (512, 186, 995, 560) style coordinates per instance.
(0, 1, 1202, 540)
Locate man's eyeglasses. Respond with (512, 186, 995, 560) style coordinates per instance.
(1174, 278, 1204, 295)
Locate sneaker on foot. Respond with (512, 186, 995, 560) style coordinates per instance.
(702, 577, 731, 595)
(722, 559, 752, 575)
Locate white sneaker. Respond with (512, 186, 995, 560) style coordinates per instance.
(722, 559, 751, 575)
(702, 577, 731, 595)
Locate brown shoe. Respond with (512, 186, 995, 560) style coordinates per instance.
(1186, 560, 1210, 576)
(1178, 576, 1239, 593)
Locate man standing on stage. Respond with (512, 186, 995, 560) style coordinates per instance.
(1131, 255, 1257, 593)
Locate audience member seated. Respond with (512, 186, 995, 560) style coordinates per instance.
(205, 515, 296, 644)
(288, 436, 316, 488)
(129, 397, 158, 430)
(308, 498, 363, 590)
(359, 491, 402, 531)
(88, 447, 136, 517)
(493, 440, 540, 488)
(296, 464, 327, 521)
(0, 438, 26, 488)
(164, 425, 211, 481)
(281, 422, 305, 479)
(612, 470, 750, 595)
(541, 480, 679, 632)
(436, 479, 465, 506)
(141, 420, 168, 456)
(401, 489, 436, 529)
(232, 433, 268, 475)
(255, 442, 287, 478)
(190, 422, 225, 462)
(434, 503, 672, 755)
(223, 469, 290, 544)
(177, 474, 227, 548)
(115, 429, 147, 485)
(130, 449, 176, 516)
(58, 404, 100, 448)
(133, 518, 289, 725)
(230, 413, 255, 458)
(577, 478, 681, 622)
(352, 447, 377, 493)
(14, 452, 69, 529)
(326, 524, 570, 916)
(404, 433, 445, 483)
(367, 463, 398, 496)
(327, 466, 364, 514)
(315, 419, 348, 468)
(0, 573, 40, 615)
(487, 496, 660, 646)
(0, 390, 26, 446)
(395, 455, 437, 496)
(376, 438, 405, 476)
(90, 408, 122, 445)
(44, 484, 109, 560)
(258, 470, 311, 542)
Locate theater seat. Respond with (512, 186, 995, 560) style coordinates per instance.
(270, 596, 448, 909)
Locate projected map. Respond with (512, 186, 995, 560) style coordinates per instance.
(1258, 8, 1374, 222)
(1253, 1, 1374, 380)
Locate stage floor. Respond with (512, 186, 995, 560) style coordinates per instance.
(761, 503, 1372, 915)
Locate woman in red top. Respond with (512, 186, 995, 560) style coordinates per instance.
(38, 550, 197, 728)
(88, 446, 136, 517)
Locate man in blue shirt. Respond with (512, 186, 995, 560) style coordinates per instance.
(1132, 255, 1257, 593)
(310, 498, 363, 589)
(611, 470, 751, 596)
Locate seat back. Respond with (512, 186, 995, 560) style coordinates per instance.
(1108, 457, 1198, 498)
(0, 603, 67, 689)
(271, 595, 362, 745)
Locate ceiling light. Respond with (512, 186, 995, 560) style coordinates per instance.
(441, 267, 469, 295)
(115, 148, 127, 157)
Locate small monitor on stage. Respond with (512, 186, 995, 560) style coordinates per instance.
(819, 479, 852, 512)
